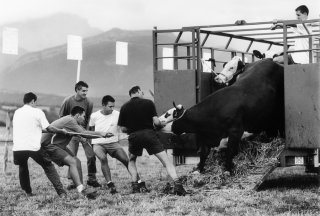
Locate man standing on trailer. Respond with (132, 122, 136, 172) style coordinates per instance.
(272, 5, 313, 64)
(60, 81, 101, 189)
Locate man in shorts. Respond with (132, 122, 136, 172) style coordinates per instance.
(118, 86, 187, 196)
(89, 95, 135, 194)
(41, 106, 113, 198)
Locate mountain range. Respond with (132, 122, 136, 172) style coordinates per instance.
(0, 13, 174, 104)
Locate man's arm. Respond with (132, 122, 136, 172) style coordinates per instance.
(43, 125, 68, 135)
(153, 116, 165, 130)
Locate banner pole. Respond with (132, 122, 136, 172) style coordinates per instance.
(76, 60, 81, 82)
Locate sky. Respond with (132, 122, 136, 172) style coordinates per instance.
(0, 0, 319, 31)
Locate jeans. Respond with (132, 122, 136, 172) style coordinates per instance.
(67, 136, 97, 181)
(13, 149, 65, 195)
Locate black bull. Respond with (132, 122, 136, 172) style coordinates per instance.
(172, 59, 284, 172)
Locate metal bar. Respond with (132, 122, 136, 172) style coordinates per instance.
(156, 56, 193, 59)
(246, 40, 254, 53)
(206, 27, 272, 33)
(225, 37, 233, 49)
(173, 44, 178, 69)
(154, 29, 191, 33)
(187, 46, 191, 69)
(237, 32, 294, 37)
(200, 30, 285, 47)
(281, 19, 320, 25)
(201, 33, 210, 47)
(283, 24, 288, 66)
(210, 48, 215, 69)
(287, 48, 320, 53)
(175, 31, 183, 43)
(183, 21, 274, 29)
(267, 43, 272, 50)
(192, 30, 196, 70)
(152, 27, 158, 71)
(308, 32, 313, 63)
(286, 33, 320, 39)
(156, 42, 193, 46)
(196, 28, 201, 103)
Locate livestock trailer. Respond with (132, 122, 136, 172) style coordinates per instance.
(152, 18, 320, 172)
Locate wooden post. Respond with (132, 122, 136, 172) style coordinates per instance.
(3, 111, 13, 175)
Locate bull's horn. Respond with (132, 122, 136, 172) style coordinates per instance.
(173, 101, 177, 108)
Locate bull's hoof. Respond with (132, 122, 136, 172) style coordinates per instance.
(192, 165, 205, 174)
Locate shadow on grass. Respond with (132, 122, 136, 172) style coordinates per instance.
(257, 174, 319, 191)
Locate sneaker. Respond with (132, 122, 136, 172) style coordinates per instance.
(107, 182, 118, 194)
(67, 184, 77, 190)
(81, 188, 97, 200)
(131, 182, 140, 193)
(138, 181, 150, 193)
(87, 180, 101, 188)
(173, 181, 187, 196)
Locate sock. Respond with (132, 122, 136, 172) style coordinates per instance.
(137, 180, 142, 183)
(77, 184, 84, 193)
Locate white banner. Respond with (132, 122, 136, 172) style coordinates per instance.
(67, 35, 82, 60)
(116, 41, 128, 65)
(2, 27, 18, 55)
(162, 47, 173, 70)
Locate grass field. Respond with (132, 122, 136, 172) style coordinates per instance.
(0, 135, 320, 215)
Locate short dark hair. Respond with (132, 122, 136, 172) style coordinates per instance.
(296, 5, 309, 15)
(129, 86, 140, 96)
(23, 92, 37, 104)
(75, 81, 89, 92)
(102, 95, 115, 105)
(70, 106, 85, 116)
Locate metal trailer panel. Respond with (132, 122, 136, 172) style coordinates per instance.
(200, 72, 214, 100)
(285, 63, 320, 148)
(154, 69, 196, 114)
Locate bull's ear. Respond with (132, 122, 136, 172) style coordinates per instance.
(173, 101, 177, 108)
(253, 50, 263, 59)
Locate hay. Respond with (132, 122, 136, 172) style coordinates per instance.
(185, 133, 285, 189)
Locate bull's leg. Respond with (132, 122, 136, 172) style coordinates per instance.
(222, 128, 244, 173)
(196, 135, 221, 173)
(197, 144, 210, 173)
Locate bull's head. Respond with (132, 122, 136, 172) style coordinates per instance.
(214, 56, 245, 84)
(158, 102, 185, 133)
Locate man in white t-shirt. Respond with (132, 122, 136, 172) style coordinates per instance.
(13, 92, 68, 197)
(89, 95, 133, 194)
(272, 5, 313, 64)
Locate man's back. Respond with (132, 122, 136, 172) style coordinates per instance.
(118, 97, 157, 133)
(13, 105, 49, 151)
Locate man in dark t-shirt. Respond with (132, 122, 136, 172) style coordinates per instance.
(118, 86, 186, 196)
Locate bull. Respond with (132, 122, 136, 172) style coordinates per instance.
(171, 58, 285, 173)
